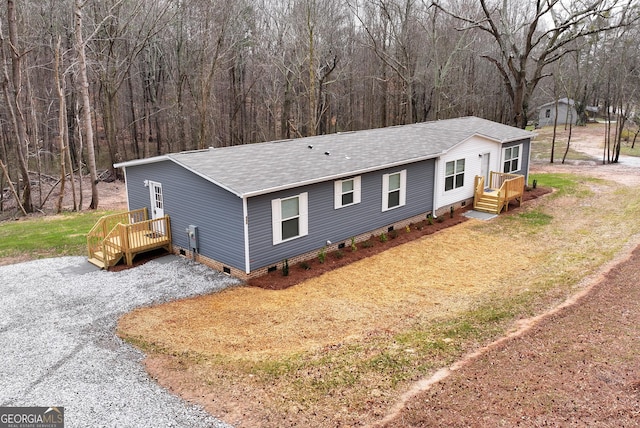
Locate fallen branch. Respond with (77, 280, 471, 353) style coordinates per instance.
(0, 159, 27, 216)
(39, 177, 63, 211)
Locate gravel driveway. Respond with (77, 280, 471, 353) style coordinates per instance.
(0, 255, 239, 427)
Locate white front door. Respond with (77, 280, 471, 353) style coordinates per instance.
(480, 153, 490, 186)
(148, 181, 166, 234)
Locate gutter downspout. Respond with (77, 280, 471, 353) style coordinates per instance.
(432, 158, 439, 218)
(526, 138, 532, 184)
(243, 196, 250, 274)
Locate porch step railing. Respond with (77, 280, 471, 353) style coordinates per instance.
(88, 214, 171, 269)
(87, 208, 148, 263)
(474, 172, 525, 214)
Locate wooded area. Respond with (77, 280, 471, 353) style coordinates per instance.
(0, 0, 639, 214)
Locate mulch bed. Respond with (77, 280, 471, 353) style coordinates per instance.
(108, 187, 551, 283)
(248, 186, 551, 290)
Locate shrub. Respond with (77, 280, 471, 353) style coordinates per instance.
(389, 230, 399, 239)
(405, 225, 411, 233)
(361, 240, 374, 248)
(334, 250, 344, 259)
(299, 261, 311, 270)
(350, 236, 357, 252)
(427, 214, 434, 225)
(379, 232, 388, 243)
(318, 246, 327, 264)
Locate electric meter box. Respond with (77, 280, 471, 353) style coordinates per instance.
(187, 225, 199, 252)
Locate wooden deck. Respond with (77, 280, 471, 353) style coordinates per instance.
(474, 172, 525, 214)
(87, 208, 172, 269)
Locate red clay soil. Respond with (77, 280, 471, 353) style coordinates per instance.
(248, 186, 551, 290)
(377, 243, 640, 428)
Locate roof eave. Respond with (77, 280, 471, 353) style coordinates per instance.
(114, 154, 246, 198)
(113, 155, 170, 169)
(446, 132, 532, 153)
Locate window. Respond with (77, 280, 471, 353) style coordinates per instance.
(445, 159, 465, 191)
(272, 192, 308, 244)
(382, 170, 406, 211)
(545, 109, 551, 118)
(503, 145, 521, 173)
(334, 177, 361, 209)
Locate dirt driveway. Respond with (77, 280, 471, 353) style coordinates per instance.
(533, 123, 640, 186)
(375, 237, 640, 427)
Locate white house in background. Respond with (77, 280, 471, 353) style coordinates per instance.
(537, 98, 599, 127)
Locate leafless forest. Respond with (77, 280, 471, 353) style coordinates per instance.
(0, 0, 639, 214)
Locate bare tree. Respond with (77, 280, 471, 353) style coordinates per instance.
(54, 36, 67, 213)
(436, 0, 639, 128)
(75, 0, 99, 209)
(353, 0, 427, 124)
(1, 0, 33, 213)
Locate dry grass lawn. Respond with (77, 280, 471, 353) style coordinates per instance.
(120, 223, 532, 360)
(118, 171, 640, 427)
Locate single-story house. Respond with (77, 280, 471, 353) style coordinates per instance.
(110, 116, 532, 278)
(537, 98, 599, 127)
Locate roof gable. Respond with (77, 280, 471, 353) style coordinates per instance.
(115, 116, 532, 198)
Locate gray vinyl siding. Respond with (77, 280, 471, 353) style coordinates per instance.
(538, 103, 577, 127)
(247, 159, 435, 270)
(124, 161, 245, 270)
(502, 138, 530, 180)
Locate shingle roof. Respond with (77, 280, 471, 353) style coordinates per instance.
(538, 97, 575, 109)
(115, 116, 532, 198)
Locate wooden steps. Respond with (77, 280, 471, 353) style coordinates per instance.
(474, 193, 501, 214)
(88, 250, 123, 269)
(87, 257, 106, 269)
(87, 210, 172, 270)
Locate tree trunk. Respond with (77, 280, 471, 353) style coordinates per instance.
(75, 112, 84, 209)
(551, 98, 559, 163)
(74, 0, 99, 209)
(307, 2, 316, 136)
(54, 36, 66, 213)
(0, 158, 26, 215)
(561, 121, 572, 164)
(3, 0, 33, 213)
(127, 67, 140, 158)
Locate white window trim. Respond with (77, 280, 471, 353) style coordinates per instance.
(334, 176, 361, 209)
(271, 192, 309, 245)
(444, 159, 465, 192)
(503, 144, 522, 173)
(382, 170, 407, 212)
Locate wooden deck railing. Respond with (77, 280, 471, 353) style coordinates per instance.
(87, 208, 148, 262)
(474, 172, 525, 214)
(118, 216, 172, 265)
(488, 171, 524, 191)
(91, 215, 171, 268)
(474, 175, 486, 203)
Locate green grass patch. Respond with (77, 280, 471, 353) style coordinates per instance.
(530, 173, 579, 195)
(530, 138, 595, 163)
(0, 210, 118, 259)
(516, 210, 553, 226)
(530, 173, 604, 199)
(620, 141, 640, 157)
